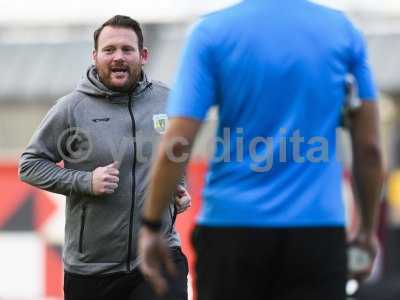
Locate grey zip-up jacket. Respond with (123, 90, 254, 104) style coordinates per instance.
(19, 66, 180, 275)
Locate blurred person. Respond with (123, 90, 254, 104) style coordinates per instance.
(138, 1, 385, 300)
(19, 15, 190, 300)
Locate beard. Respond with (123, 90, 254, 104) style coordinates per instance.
(96, 62, 142, 93)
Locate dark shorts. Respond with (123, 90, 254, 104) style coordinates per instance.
(64, 247, 188, 300)
(192, 226, 347, 300)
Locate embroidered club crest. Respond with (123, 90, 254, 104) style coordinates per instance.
(152, 114, 168, 134)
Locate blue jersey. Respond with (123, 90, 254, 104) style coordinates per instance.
(168, 0, 377, 227)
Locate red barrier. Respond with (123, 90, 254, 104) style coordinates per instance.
(0, 161, 208, 299)
(175, 161, 207, 300)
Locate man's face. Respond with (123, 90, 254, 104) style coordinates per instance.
(92, 26, 148, 92)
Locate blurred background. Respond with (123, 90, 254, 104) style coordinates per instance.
(1, 0, 400, 299)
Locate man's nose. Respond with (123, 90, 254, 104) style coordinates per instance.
(112, 49, 125, 62)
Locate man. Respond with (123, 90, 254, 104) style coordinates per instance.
(139, 1, 385, 300)
(19, 15, 189, 300)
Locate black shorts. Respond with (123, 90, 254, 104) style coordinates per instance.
(64, 247, 188, 300)
(192, 226, 347, 300)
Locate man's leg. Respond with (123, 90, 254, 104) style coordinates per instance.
(193, 226, 283, 300)
(129, 247, 188, 300)
(279, 227, 347, 300)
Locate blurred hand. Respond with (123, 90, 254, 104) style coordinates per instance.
(91, 161, 120, 195)
(139, 226, 176, 296)
(348, 231, 379, 281)
(175, 185, 191, 214)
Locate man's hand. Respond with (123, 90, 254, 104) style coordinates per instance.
(139, 226, 176, 296)
(91, 161, 119, 195)
(175, 185, 191, 214)
(348, 231, 379, 281)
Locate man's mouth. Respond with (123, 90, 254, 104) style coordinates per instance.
(110, 67, 129, 77)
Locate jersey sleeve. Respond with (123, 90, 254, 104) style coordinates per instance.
(348, 23, 378, 101)
(167, 21, 217, 121)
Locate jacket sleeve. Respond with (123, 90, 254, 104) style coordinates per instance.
(19, 98, 93, 196)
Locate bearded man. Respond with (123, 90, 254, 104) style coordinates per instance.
(19, 15, 190, 300)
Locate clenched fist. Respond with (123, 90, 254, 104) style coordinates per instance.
(175, 185, 191, 214)
(91, 162, 120, 195)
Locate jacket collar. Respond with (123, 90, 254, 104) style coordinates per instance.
(76, 65, 152, 102)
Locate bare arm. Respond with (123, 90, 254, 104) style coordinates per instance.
(349, 101, 385, 236)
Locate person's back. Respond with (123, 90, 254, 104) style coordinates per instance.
(169, 0, 376, 227)
(139, 1, 384, 299)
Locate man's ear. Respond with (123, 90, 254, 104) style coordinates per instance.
(140, 47, 149, 65)
(92, 49, 97, 64)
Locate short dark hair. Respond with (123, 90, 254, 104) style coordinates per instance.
(93, 15, 144, 50)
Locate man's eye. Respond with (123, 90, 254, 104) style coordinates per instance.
(104, 48, 113, 53)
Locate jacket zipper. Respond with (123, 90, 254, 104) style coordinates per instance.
(79, 204, 87, 253)
(127, 94, 137, 272)
(169, 204, 177, 234)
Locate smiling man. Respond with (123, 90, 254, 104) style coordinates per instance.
(93, 24, 144, 92)
(19, 15, 190, 300)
